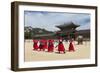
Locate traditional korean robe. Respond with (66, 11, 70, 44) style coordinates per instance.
(58, 39, 65, 53)
(39, 40, 45, 51)
(33, 40, 38, 50)
(44, 39, 48, 49)
(48, 39, 54, 52)
(68, 40, 75, 51)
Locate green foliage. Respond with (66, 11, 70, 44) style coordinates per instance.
(24, 26, 53, 39)
(24, 30, 33, 39)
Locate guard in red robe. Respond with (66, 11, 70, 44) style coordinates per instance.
(39, 40, 45, 51)
(43, 39, 48, 51)
(47, 39, 54, 52)
(33, 39, 39, 51)
(68, 39, 75, 52)
(58, 38, 65, 54)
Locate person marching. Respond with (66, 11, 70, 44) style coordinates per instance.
(57, 37, 65, 54)
(33, 39, 39, 51)
(68, 31, 76, 52)
(43, 39, 48, 51)
(39, 39, 45, 51)
(68, 39, 75, 52)
(47, 39, 54, 52)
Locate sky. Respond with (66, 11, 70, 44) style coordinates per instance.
(24, 11, 90, 31)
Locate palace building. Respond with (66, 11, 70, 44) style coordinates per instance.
(27, 22, 90, 40)
(56, 22, 80, 40)
(56, 22, 79, 33)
